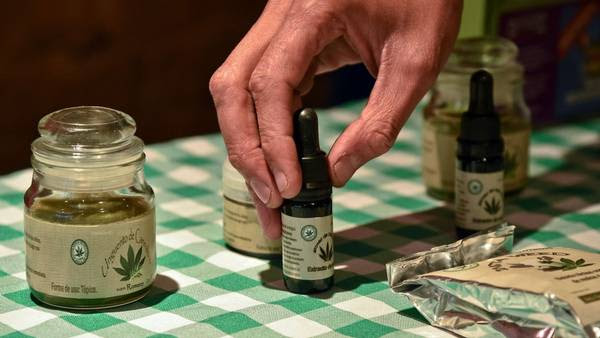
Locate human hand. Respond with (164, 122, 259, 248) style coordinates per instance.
(210, 0, 462, 239)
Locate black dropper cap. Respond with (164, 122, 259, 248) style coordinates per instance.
(291, 108, 332, 201)
(457, 70, 504, 159)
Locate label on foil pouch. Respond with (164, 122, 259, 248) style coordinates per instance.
(455, 169, 504, 231)
(24, 211, 156, 298)
(428, 247, 600, 326)
(282, 214, 333, 280)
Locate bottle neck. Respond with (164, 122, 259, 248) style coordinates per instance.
(32, 155, 146, 192)
(435, 75, 524, 111)
(287, 187, 332, 202)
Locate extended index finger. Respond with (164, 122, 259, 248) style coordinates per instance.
(210, 1, 292, 208)
(249, 2, 346, 199)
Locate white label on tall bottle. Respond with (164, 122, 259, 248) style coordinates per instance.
(281, 214, 333, 280)
(455, 170, 504, 230)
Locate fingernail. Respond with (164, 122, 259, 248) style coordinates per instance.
(333, 156, 356, 184)
(250, 179, 271, 204)
(273, 169, 288, 194)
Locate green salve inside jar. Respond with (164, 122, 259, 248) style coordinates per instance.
(24, 107, 156, 310)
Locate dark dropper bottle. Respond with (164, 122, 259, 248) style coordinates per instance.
(455, 70, 505, 238)
(281, 108, 334, 294)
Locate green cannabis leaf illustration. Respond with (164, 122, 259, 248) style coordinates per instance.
(304, 228, 315, 238)
(507, 263, 534, 268)
(113, 245, 145, 281)
(504, 150, 518, 179)
(483, 197, 501, 215)
(318, 241, 333, 262)
(74, 246, 85, 258)
(539, 257, 593, 271)
(537, 256, 553, 264)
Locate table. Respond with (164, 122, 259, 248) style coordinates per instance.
(0, 101, 599, 337)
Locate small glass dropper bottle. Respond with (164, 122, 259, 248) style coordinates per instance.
(281, 108, 334, 294)
(455, 70, 505, 238)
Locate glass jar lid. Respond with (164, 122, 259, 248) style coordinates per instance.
(443, 37, 523, 76)
(222, 158, 253, 204)
(32, 106, 144, 168)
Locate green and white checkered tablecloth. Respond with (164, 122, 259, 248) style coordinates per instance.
(0, 101, 599, 337)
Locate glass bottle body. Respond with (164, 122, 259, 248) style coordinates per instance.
(222, 159, 281, 259)
(24, 106, 156, 310)
(455, 155, 504, 238)
(24, 164, 156, 309)
(422, 38, 531, 200)
(281, 198, 333, 294)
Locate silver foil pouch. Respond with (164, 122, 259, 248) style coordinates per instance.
(389, 244, 600, 337)
(386, 223, 515, 288)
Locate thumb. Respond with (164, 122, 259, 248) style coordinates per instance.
(328, 58, 437, 187)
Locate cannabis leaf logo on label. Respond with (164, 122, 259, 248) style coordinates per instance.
(537, 256, 593, 271)
(318, 241, 333, 262)
(113, 245, 145, 281)
(446, 263, 479, 272)
(467, 179, 483, 195)
(483, 197, 501, 215)
(70, 239, 89, 265)
(75, 247, 84, 257)
(301, 225, 317, 241)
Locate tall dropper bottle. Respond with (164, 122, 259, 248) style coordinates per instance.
(281, 108, 334, 294)
(455, 70, 505, 237)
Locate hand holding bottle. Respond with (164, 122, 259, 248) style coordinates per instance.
(209, 0, 463, 238)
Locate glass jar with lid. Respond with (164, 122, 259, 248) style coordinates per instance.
(422, 37, 531, 200)
(222, 158, 281, 258)
(24, 106, 156, 309)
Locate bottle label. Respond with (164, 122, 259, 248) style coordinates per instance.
(455, 170, 504, 231)
(282, 214, 333, 280)
(422, 118, 529, 194)
(223, 198, 281, 255)
(24, 211, 156, 299)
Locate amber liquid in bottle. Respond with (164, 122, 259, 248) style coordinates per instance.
(455, 71, 505, 238)
(282, 198, 333, 293)
(281, 108, 334, 294)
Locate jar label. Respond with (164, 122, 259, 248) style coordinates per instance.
(282, 214, 333, 280)
(502, 128, 531, 191)
(223, 198, 281, 255)
(422, 120, 457, 191)
(455, 170, 504, 231)
(24, 211, 156, 299)
(422, 119, 530, 194)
